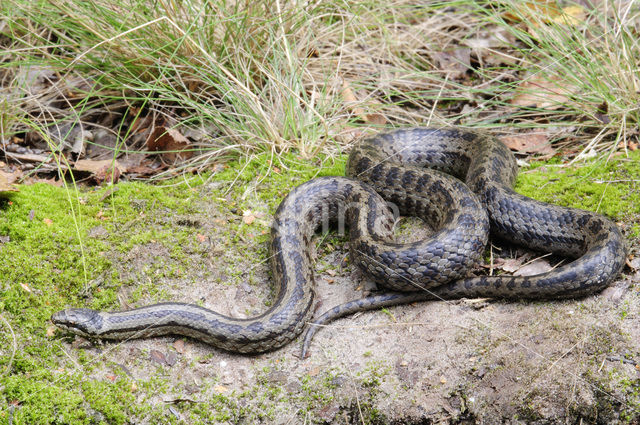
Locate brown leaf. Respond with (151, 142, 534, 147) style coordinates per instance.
(96, 164, 121, 184)
(499, 131, 555, 157)
(513, 258, 554, 276)
(503, 1, 585, 27)
(147, 126, 193, 164)
(22, 176, 62, 187)
(242, 210, 256, 225)
(340, 79, 387, 125)
(73, 160, 121, 173)
(510, 74, 577, 110)
(0, 170, 19, 194)
(432, 48, 471, 79)
(174, 339, 186, 354)
(499, 257, 526, 273)
(213, 385, 228, 394)
(463, 29, 518, 66)
(503, 0, 561, 22)
(554, 5, 586, 26)
(43, 218, 53, 227)
(5, 152, 51, 164)
(74, 159, 125, 184)
(126, 164, 163, 177)
(150, 349, 168, 366)
(595, 101, 610, 124)
(317, 402, 340, 422)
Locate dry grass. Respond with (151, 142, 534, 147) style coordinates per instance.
(0, 0, 639, 175)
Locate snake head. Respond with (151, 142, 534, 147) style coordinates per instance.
(51, 308, 104, 337)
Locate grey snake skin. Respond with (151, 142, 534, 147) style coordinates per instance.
(51, 128, 627, 356)
(301, 128, 628, 356)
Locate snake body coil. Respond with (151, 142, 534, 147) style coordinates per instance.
(52, 128, 627, 355)
(301, 128, 627, 355)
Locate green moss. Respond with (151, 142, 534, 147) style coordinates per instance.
(2, 369, 157, 425)
(214, 151, 346, 210)
(514, 151, 640, 221)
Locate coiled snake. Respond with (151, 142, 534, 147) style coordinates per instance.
(52, 128, 627, 356)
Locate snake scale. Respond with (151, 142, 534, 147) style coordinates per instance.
(52, 128, 627, 356)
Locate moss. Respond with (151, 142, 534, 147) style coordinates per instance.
(514, 151, 640, 221)
(2, 369, 157, 425)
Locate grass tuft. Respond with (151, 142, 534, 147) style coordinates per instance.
(1, 0, 637, 172)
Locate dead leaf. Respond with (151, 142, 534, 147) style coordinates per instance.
(510, 74, 577, 110)
(126, 163, 163, 177)
(213, 385, 228, 394)
(20, 283, 32, 292)
(595, 101, 610, 124)
(242, 210, 256, 225)
(74, 159, 125, 184)
(46, 326, 56, 337)
(5, 152, 51, 164)
(43, 218, 53, 227)
(196, 234, 206, 243)
(558, 5, 586, 26)
(499, 130, 556, 157)
(22, 176, 62, 187)
(74, 159, 121, 172)
(620, 140, 639, 151)
(147, 126, 193, 164)
(504, 1, 585, 27)
(340, 79, 387, 125)
(308, 366, 321, 377)
(513, 258, 554, 276)
(316, 402, 340, 422)
(463, 29, 518, 66)
(174, 339, 186, 354)
(150, 349, 168, 366)
(499, 257, 527, 273)
(0, 170, 19, 194)
(95, 164, 121, 185)
(432, 48, 471, 79)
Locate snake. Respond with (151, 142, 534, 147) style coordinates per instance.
(51, 127, 628, 356)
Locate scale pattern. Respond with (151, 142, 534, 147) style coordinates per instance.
(51, 154, 488, 353)
(300, 128, 627, 356)
(51, 128, 627, 355)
